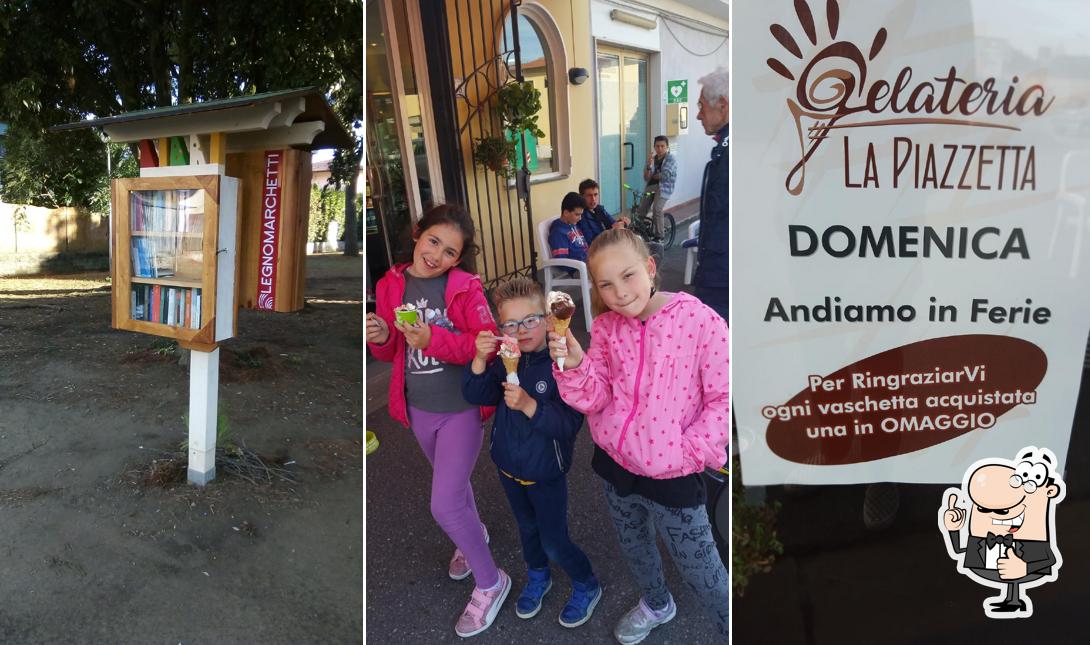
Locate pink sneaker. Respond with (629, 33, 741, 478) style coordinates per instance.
(455, 569, 511, 638)
(449, 524, 489, 581)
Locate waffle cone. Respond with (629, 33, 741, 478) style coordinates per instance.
(553, 317, 572, 337)
(501, 354, 520, 374)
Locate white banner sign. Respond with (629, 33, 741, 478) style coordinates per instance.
(735, 0, 1090, 484)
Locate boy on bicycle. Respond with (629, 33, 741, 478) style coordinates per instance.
(644, 135, 677, 243)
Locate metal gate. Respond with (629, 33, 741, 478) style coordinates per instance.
(421, 0, 537, 290)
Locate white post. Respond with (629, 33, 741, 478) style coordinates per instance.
(188, 348, 220, 486)
(326, 220, 340, 253)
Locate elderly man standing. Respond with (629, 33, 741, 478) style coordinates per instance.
(694, 67, 729, 320)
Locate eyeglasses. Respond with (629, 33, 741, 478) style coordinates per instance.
(499, 314, 545, 335)
(1010, 460, 1049, 494)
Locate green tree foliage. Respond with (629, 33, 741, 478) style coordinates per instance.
(0, 0, 361, 211)
(328, 138, 362, 256)
(308, 185, 347, 244)
(0, 127, 136, 211)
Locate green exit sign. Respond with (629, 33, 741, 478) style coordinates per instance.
(667, 80, 688, 104)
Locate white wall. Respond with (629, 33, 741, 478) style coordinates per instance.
(589, 0, 728, 210)
(590, 2, 662, 51)
(656, 15, 728, 208)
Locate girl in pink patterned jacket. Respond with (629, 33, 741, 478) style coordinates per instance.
(365, 204, 509, 638)
(549, 228, 729, 642)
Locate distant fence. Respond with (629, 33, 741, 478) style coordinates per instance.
(0, 202, 109, 276)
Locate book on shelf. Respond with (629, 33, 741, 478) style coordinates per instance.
(131, 189, 201, 235)
(130, 284, 201, 329)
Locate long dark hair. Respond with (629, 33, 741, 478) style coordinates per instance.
(412, 204, 480, 274)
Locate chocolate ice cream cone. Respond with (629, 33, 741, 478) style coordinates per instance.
(547, 291, 576, 372)
(552, 317, 571, 371)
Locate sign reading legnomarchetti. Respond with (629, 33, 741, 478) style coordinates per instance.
(734, 0, 1090, 485)
(257, 150, 283, 311)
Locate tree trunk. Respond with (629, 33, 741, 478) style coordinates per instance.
(177, 0, 196, 103)
(146, 1, 173, 107)
(343, 167, 360, 257)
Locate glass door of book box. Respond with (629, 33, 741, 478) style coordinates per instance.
(113, 176, 220, 342)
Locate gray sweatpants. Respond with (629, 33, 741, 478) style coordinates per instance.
(651, 193, 668, 240)
(603, 481, 729, 640)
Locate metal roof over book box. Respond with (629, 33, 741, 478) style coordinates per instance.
(55, 87, 353, 313)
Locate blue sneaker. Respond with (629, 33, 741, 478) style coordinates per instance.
(515, 568, 552, 618)
(559, 576, 602, 628)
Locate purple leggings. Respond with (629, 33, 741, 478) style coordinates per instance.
(408, 405, 499, 589)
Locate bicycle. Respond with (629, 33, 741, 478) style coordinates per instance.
(622, 182, 676, 251)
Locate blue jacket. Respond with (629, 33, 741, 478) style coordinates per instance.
(578, 205, 616, 247)
(548, 218, 589, 264)
(462, 348, 583, 482)
(696, 125, 728, 290)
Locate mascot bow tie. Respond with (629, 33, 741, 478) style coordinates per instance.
(986, 532, 1014, 548)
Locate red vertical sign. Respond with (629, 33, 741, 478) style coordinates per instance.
(257, 150, 282, 311)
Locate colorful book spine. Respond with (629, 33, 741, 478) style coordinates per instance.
(152, 285, 162, 323)
(130, 284, 206, 328)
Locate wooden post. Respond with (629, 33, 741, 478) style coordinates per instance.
(187, 347, 220, 486)
(157, 138, 171, 167)
(209, 132, 226, 165)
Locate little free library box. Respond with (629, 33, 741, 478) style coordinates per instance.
(54, 88, 352, 484)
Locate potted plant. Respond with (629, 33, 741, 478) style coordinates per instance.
(472, 135, 517, 178)
(473, 81, 546, 177)
(732, 457, 784, 596)
(496, 81, 546, 141)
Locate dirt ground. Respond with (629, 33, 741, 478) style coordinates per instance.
(0, 254, 363, 643)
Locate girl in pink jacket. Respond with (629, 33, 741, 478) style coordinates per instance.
(365, 204, 509, 638)
(549, 228, 729, 643)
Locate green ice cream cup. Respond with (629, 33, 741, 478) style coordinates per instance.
(395, 309, 419, 325)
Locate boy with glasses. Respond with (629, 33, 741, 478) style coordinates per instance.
(463, 277, 602, 628)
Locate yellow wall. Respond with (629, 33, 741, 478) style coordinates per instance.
(0, 203, 108, 254)
(446, 0, 593, 282)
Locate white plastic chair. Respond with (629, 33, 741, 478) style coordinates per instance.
(1048, 149, 1090, 277)
(684, 220, 701, 285)
(537, 216, 594, 331)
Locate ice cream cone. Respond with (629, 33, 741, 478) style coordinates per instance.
(552, 317, 571, 371)
(502, 354, 520, 384)
(499, 337, 521, 385)
(547, 291, 576, 372)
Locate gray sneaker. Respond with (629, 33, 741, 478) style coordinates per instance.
(613, 595, 677, 644)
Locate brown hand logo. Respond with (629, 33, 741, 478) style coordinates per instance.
(766, 0, 888, 195)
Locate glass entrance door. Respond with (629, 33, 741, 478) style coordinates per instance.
(597, 47, 649, 217)
(365, 0, 437, 299)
